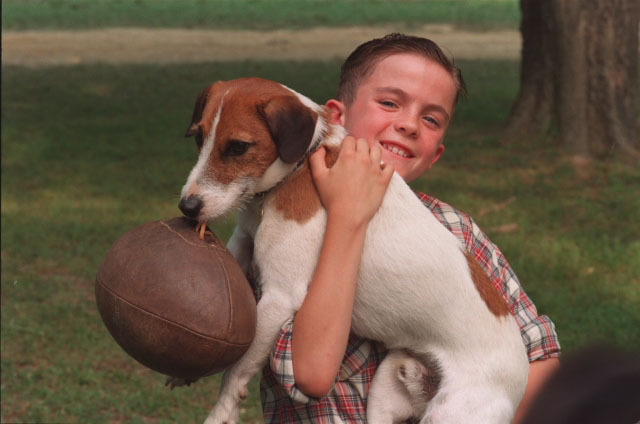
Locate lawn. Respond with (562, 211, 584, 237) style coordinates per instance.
(2, 0, 520, 30)
(2, 1, 639, 422)
(2, 59, 638, 423)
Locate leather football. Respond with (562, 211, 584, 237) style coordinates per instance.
(95, 217, 256, 380)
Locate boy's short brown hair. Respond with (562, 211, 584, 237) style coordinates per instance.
(338, 33, 466, 106)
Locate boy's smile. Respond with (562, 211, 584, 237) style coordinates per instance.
(328, 53, 457, 182)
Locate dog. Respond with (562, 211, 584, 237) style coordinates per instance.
(177, 77, 528, 423)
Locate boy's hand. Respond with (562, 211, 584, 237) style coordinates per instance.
(309, 136, 394, 229)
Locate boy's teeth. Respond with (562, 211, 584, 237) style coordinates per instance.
(383, 143, 408, 158)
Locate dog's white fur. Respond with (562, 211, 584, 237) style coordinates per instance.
(368, 350, 433, 422)
(180, 78, 528, 423)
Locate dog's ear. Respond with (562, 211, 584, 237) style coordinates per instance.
(185, 87, 210, 138)
(262, 95, 317, 164)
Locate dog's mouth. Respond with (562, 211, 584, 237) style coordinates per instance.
(380, 141, 413, 159)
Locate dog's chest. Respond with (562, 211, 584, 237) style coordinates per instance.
(250, 198, 327, 304)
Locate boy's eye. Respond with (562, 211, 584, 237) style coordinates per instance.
(379, 100, 397, 108)
(223, 140, 252, 157)
(424, 116, 440, 127)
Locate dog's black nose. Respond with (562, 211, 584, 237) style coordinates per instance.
(178, 194, 204, 218)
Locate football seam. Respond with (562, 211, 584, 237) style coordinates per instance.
(211, 245, 235, 348)
(95, 276, 251, 347)
(159, 220, 227, 252)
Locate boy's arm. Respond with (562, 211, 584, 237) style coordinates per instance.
(291, 137, 393, 397)
(291, 209, 367, 397)
(513, 357, 560, 424)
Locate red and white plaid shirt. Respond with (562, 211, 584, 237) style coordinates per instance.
(259, 192, 561, 423)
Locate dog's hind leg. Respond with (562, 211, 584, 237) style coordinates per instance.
(204, 291, 294, 424)
(367, 350, 439, 423)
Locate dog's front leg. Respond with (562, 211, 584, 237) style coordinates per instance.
(226, 224, 254, 277)
(227, 206, 260, 277)
(204, 290, 294, 424)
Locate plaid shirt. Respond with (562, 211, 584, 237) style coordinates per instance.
(260, 192, 561, 423)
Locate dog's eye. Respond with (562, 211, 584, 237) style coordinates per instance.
(223, 140, 252, 157)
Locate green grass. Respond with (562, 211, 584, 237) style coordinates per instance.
(2, 60, 639, 423)
(2, 0, 520, 31)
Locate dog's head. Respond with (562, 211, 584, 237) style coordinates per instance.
(178, 78, 325, 222)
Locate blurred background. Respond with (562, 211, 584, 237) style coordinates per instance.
(2, 1, 639, 422)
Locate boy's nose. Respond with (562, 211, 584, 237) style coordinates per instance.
(394, 116, 418, 138)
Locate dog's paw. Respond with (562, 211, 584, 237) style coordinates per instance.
(203, 395, 240, 424)
(165, 376, 198, 390)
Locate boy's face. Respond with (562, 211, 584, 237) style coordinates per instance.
(328, 53, 457, 182)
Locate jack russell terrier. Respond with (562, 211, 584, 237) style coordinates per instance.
(177, 77, 528, 423)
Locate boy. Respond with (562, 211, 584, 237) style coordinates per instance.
(259, 34, 560, 423)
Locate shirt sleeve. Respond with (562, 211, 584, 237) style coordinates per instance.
(267, 317, 311, 404)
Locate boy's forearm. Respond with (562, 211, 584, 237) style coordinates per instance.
(291, 215, 367, 397)
(513, 357, 560, 424)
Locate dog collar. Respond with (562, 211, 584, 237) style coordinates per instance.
(253, 137, 324, 199)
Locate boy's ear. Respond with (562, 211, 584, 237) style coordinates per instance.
(324, 99, 346, 125)
(430, 144, 445, 168)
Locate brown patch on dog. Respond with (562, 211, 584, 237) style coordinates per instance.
(209, 92, 279, 186)
(270, 145, 339, 223)
(185, 87, 209, 137)
(270, 163, 322, 223)
(186, 80, 229, 141)
(464, 250, 510, 316)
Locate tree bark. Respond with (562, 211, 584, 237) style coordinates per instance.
(503, 0, 556, 142)
(504, 0, 640, 162)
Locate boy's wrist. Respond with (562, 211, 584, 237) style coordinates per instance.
(326, 210, 370, 234)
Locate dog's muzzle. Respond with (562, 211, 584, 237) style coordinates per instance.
(178, 194, 204, 219)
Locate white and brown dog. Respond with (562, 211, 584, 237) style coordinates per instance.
(178, 77, 528, 424)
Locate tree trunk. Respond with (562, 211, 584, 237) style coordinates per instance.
(504, 0, 640, 161)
